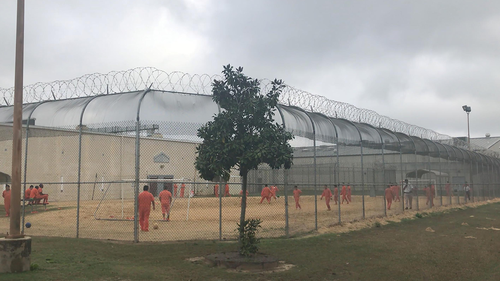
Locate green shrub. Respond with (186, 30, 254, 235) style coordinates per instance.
(30, 263, 39, 271)
(415, 213, 423, 219)
(237, 219, 262, 256)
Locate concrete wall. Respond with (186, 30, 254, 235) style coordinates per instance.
(0, 124, 221, 200)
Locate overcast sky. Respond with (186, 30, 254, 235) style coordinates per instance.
(1, 0, 499, 138)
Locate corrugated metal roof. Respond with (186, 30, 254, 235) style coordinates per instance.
(470, 137, 500, 149)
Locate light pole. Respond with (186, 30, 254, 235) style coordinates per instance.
(462, 105, 471, 150)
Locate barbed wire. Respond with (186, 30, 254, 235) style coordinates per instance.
(0, 67, 494, 157)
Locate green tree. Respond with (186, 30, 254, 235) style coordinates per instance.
(195, 65, 293, 252)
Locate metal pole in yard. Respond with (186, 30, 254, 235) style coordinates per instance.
(284, 169, 289, 238)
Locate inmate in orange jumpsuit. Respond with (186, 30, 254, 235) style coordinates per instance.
(24, 186, 32, 200)
(320, 187, 333, 211)
(445, 182, 451, 196)
(293, 187, 302, 209)
(424, 186, 431, 206)
(30, 187, 39, 204)
(180, 183, 185, 198)
(270, 185, 279, 200)
(173, 184, 178, 197)
(2, 187, 11, 216)
(138, 189, 155, 231)
(214, 184, 219, 197)
(385, 186, 393, 210)
(159, 189, 172, 220)
(37, 187, 49, 204)
(391, 185, 401, 202)
(341, 185, 348, 204)
(259, 186, 272, 204)
(333, 186, 339, 205)
(224, 184, 230, 197)
(347, 185, 352, 202)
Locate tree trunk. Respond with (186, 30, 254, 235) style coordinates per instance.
(239, 171, 248, 249)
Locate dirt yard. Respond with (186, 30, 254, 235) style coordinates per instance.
(0, 194, 496, 242)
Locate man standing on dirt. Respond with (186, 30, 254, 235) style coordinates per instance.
(159, 187, 172, 221)
(270, 184, 279, 201)
(391, 183, 400, 202)
(463, 181, 471, 202)
(214, 184, 219, 197)
(138, 185, 155, 231)
(333, 185, 339, 205)
(385, 185, 393, 210)
(2, 184, 11, 216)
(173, 183, 178, 197)
(259, 184, 272, 204)
(320, 185, 333, 211)
(402, 179, 414, 210)
(224, 183, 231, 197)
(180, 183, 186, 198)
(430, 184, 435, 207)
(341, 183, 348, 204)
(293, 185, 302, 210)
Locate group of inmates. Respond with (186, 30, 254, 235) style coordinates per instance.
(213, 183, 232, 198)
(2, 183, 49, 216)
(135, 179, 480, 231)
(319, 184, 352, 211)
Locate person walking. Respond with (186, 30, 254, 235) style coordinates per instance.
(402, 179, 414, 210)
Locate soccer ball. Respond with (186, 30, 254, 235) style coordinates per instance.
(25, 222, 31, 228)
(153, 223, 159, 230)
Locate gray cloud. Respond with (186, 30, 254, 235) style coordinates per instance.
(1, 0, 499, 137)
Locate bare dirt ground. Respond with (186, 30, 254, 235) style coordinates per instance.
(0, 194, 497, 242)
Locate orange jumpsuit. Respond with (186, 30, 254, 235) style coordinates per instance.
(159, 189, 172, 220)
(173, 184, 178, 197)
(37, 187, 49, 204)
(333, 187, 339, 205)
(180, 183, 185, 198)
(445, 183, 451, 196)
(392, 185, 401, 202)
(2, 189, 11, 216)
(138, 191, 155, 231)
(270, 185, 279, 200)
(293, 188, 302, 209)
(385, 187, 393, 210)
(30, 188, 39, 204)
(259, 187, 272, 204)
(424, 186, 431, 206)
(214, 184, 219, 197)
(24, 188, 32, 200)
(341, 185, 348, 204)
(347, 185, 352, 202)
(320, 188, 333, 210)
(224, 184, 230, 197)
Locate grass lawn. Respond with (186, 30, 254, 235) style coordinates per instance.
(1, 202, 499, 281)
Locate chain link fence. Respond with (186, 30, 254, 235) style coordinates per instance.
(0, 98, 499, 242)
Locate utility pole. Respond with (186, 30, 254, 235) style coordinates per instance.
(9, 0, 25, 239)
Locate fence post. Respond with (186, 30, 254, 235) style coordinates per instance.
(219, 180, 222, 241)
(284, 169, 289, 238)
(134, 88, 151, 243)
